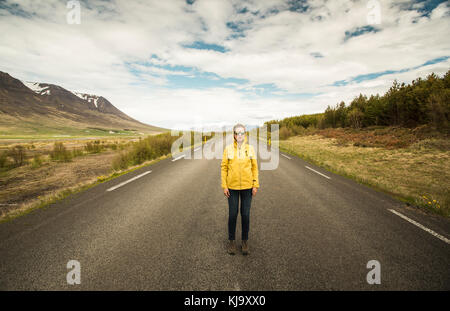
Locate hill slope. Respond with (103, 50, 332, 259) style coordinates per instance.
(0, 71, 167, 137)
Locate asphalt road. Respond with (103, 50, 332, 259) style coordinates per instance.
(0, 139, 449, 290)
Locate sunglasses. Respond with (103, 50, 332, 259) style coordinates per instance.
(234, 132, 245, 136)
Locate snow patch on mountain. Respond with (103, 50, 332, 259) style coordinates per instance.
(21, 80, 102, 108)
(22, 81, 51, 95)
(73, 92, 99, 108)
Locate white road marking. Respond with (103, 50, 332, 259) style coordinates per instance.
(172, 154, 186, 162)
(281, 153, 291, 160)
(106, 170, 152, 192)
(388, 209, 450, 245)
(194, 147, 200, 151)
(305, 165, 331, 179)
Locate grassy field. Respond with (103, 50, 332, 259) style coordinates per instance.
(0, 127, 158, 140)
(277, 126, 449, 217)
(0, 113, 168, 139)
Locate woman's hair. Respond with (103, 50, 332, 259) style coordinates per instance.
(233, 123, 246, 134)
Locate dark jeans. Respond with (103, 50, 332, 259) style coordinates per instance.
(228, 188, 252, 241)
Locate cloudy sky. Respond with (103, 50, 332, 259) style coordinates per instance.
(0, 0, 449, 131)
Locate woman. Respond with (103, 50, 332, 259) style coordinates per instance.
(221, 123, 259, 255)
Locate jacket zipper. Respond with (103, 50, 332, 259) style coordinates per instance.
(238, 144, 242, 189)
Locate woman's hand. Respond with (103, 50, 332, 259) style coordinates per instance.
(223, 187, 230, 198)
(252, 187, 257, 196)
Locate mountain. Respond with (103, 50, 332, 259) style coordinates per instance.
(72, 92, 136, 122)
(0, 71, 167, 136)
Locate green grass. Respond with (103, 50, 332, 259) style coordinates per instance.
(0, 122, 167, 139)
(0, 130, 144, 140)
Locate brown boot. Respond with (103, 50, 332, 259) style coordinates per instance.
(227, 240, 236, 255)
(241, 240, 249, 255)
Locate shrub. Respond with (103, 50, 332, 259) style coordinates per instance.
(0, 150, 9, 168)
(279, 127, 294, 140)
(72, 148, 84, 157)
(50, 142, 72, 162)
(31, 154, 43, 169)
(85, 140, 102, 153)
(111, 132, 180, 171)
(8, 145, 26, 167)
(112, 151, 131, 171)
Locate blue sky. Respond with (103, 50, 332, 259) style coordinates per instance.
(0, 0, 449, 130)
(331, 56, 450, 86)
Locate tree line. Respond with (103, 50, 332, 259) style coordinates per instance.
(265, 69, 450, 134)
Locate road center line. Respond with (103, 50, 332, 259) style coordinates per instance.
(281, 153, 291, 160)
(172, 154, 186, 162)
(305, 165, 331, 179)
(388, 209, 450, 245)
(106, 170, 152, 192)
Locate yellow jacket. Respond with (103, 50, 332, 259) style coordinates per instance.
(221, 135, 259, 190)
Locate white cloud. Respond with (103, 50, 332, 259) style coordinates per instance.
(0, 0, 448, 130)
